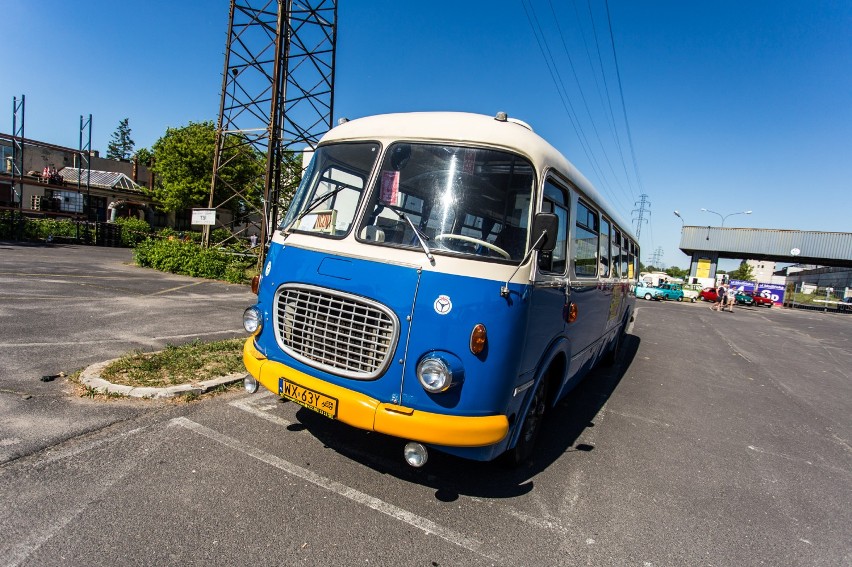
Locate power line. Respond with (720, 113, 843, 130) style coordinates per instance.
(604, 0, 644, 195)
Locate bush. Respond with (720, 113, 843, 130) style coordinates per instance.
(134, 237, 253, 283)
(113, 217, 151, 247)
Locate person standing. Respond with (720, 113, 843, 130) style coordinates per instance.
(712, 283, 726, 311)
(726, 285, 737, 312)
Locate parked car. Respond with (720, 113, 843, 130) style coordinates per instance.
(699, 287, 754, 306)
(655, 283, 687, 302)
(736, 292, 755, 306)
(699, 288, 720, 302)
(634, 282, 662, 301)
(746, 292, 773, 308)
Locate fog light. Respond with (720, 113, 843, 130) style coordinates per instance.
(244, 374, 259, 394)
(404, 442, 428, 467)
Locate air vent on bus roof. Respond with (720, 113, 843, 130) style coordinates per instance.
(494, 111, 533, 132)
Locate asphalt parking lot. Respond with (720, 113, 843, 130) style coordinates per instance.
(1, 243, 849, 566)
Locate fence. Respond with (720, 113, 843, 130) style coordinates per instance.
(783, 282, 852, 314)
(0, 210, 123, 247)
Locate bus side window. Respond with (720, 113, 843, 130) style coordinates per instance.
(620, 232, 630, 276)
(612, 231, 621, 277)
(599, 218, 611, 277)
(539, 180, 569, 274)
(574, 200, 599, 277)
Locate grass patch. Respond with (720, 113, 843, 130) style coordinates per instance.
(101, 338, 245, 388)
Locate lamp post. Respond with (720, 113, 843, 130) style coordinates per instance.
(700, 208, 752, 226)
(673, 210, 685, 229)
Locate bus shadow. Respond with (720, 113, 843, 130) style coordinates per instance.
(292, 333, 640, 500)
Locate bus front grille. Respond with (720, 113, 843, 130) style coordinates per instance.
(273, 284, 399, 380)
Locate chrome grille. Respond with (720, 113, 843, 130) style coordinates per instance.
(274, 284, 399, 379)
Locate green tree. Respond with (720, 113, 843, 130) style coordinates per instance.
(106, 118, 135, 160)
(728, 260, 755, 281)
(147, 121, 263, 213)
(133, 147, 153, 166)
(665, 266, 689, 280)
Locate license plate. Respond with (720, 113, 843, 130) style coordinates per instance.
(279, 378, 338, 419)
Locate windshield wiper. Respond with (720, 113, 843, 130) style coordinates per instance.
(282, 183, 347, 234)
(387, 205, 434, 264)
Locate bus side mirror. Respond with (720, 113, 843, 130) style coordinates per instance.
(531, 212, 558, 252)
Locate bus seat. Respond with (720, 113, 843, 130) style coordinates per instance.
(361, 225, 385, 242)
(493, 225, 526, 259)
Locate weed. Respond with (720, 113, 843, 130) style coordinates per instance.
(101, 338, 245, 388)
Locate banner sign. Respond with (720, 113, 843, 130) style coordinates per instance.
(729, 280, 785, 304)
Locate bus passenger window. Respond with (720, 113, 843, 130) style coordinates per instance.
(599, 219, 610, 277)
(620, 233, 629, 276)
(612, 231, 621, 277)
(574, 201, 598, 277)
(539, 181, 569, 273)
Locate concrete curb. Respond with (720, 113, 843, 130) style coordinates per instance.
(79, 358, 247, 399)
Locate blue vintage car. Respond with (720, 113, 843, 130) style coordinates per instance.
(634, 282, 662, 300)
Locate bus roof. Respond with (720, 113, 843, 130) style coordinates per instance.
(320, 111, 636, 241)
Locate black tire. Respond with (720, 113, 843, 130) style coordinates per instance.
(601, 325, 624, 367)
(677, 296, 683, 302)
(644, 293, 653, 300)
(505, 379, 548, 466)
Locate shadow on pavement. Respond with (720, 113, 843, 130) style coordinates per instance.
(290, 333, 641, 500)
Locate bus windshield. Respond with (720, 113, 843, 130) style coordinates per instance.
(358, 143, 535, 262)
(280, 142, 380, 236)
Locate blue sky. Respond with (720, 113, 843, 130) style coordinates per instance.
(3, 1, 850, 270)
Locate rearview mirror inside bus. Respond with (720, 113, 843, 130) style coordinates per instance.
(531, 212, 558, 252)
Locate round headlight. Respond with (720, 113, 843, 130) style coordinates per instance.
(416, 357, 452, 393)
(243, 306, 262, 334)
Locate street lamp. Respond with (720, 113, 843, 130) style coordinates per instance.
(700, 208, 752, 226)
(673, 210, 684, 228)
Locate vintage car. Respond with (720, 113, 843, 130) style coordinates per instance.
(656, 283, 688, 302)
(746, 292, 774, 307)
(634, 282, 662, 300)
(699, 288, 754, 306)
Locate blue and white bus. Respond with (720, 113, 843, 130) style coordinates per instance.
(242, 111, 638, 466)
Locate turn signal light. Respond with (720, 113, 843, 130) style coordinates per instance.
(470, 324, 487, 355)
(251, 274, 260, 294)
(564, 302, 578, 323)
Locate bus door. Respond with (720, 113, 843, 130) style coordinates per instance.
(567, 199, 609, 376)
(519, 180, 571, 377)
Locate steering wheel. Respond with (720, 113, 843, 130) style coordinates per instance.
(434, 233, 511, 260)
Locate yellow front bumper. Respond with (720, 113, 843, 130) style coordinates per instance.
(243, 339, 508, 447)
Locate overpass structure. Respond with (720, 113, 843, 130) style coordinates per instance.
(678, 226, 852, 280)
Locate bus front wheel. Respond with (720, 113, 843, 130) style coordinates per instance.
(505, 379, 548, 466)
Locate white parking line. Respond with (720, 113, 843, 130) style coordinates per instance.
(169, 417, 498, 563)
(229, 392, 292, 426)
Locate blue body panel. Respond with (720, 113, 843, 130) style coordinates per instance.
(255, 243, 533, 421)
(253, 242, 633, 461)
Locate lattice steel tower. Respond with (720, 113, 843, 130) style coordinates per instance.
(632, 193, 651, 238)
(208, 0, 337, 259)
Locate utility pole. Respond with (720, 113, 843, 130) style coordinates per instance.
(632, 193, 650, 238)
(10, 96, 25, 239)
